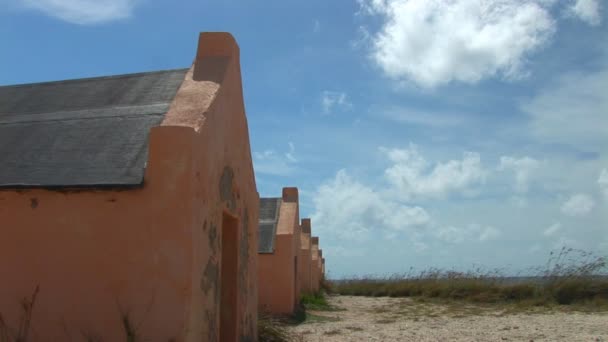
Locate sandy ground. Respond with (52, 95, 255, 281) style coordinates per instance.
(287, 295, 608, 341)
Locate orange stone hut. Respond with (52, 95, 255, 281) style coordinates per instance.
(311, 237, 321, 293)
(257, 187, 302, 315)
(0, 32, 258, 342)
(298, 218, 313, 294)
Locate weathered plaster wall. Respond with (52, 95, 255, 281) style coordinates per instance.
(0, 32, 258, 342)
(311, 237, 320, 293)
(318, 250, 324, 284)
(257, 188, 300, 315)
(168, 32, 259, 342)
(322, 258, 325, 280)
(298, 219, 312, 294)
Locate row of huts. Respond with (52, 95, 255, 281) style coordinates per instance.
(258, 187, 325, 315)
(0, 32, 325, 341)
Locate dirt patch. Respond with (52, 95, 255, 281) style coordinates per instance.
(287, 295, 608, 341)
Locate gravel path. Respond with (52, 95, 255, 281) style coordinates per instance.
(287, 295, 608, 341)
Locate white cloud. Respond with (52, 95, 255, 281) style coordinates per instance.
(566, 0, 602, 25)
(509, 196, 529, 208)
(553, 236, 582, 249)
(498, 156, 540, 193)
(285, 142, 297, 163)
(311, 169, 431, 241)
(543, 222, 561, 236)
(435, 223, 501, 243)
(528, 243, 542, 253)
(523, 68, 608, 147)
(321, 91, 352, 114)
(380, 107, 465, 127)
(20, 0, 140, 24)
(382, 144, 487, 200)
(478, 224, 502, 241)
(313, 19, 321, 33)
(560, 193, 595, 216)
(598, 169, 608, 198)
(351, 25, 373, 49)
(359, 0, 556, 87)
(413, 241, 429, 253)
(325, 245, 366, 258)
(253, 142, 298, 176)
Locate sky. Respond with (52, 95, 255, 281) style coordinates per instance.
(1, 0, 606, 278)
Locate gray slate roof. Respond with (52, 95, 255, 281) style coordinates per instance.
(258, 197, 281, 253)
(0, 68, 188, 188)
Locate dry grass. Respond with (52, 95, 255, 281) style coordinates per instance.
(258, 314, 304, 342)
(332, 248, 608, 309)
(322, 329, 342, 336)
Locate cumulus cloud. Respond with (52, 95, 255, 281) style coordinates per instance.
(253, 142, 298, 176)
(313, 19, 321, 33)
(543, 222, 561, 236)
(560, 193, 595, 216)
(19, 0, 140, 24)
(565, 0, 602, 25)
(523, 68, 608, 147)
(382, 144, 486, 200)
(380, 106, 465, 127)
(310, 146, 498, 251)
(311, 169, 431, 241)
(359, 0, 556, 87)
(321, 91, 352, 114)
(435, 223, 501, 243)
(599, 169, 608, 198)
(498, 156, 540, 193)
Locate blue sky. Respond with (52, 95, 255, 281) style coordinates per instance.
(1, 0, 606, 278)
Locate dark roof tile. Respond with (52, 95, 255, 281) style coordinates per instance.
(258, 197, 281, 253)
(0, 68, 188, 188)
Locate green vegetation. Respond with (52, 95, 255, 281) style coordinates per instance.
(300, 291, 344, 313)
(259, 291, 340, 341)
(300, 292, 331, 311)
(331, 248, 608, 308)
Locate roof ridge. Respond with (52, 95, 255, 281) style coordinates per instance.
(0, 68, 190, 88)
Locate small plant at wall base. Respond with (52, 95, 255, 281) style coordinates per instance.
(300, 292, 344, 312)
(0, 286, 39, 342)
(300, 292, 330, 311)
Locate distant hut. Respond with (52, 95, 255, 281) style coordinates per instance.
(0, 32, 258, 341)
(311, 237, 321, 293)
(318, 249, 324, 283)
(322, 258, 326, 281)
(299, 218, 313, 294)
(257, 187, 301, 314)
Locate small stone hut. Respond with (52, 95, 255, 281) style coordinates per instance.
(0, 32, 258, 342)
(311, 237, 321, 293)
(298, 218, 313, 294)
(257, 187, 301, 314)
